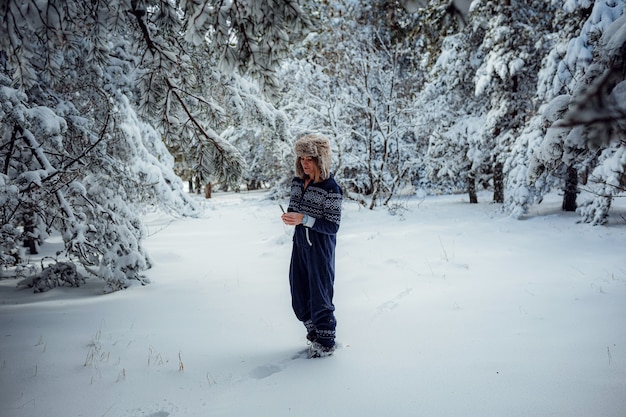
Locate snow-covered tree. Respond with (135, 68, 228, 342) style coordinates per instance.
(557, 9, 626, 224)
(0, 0, 312, 291)
(470, 0, 555, 203)
(222, 76, 292, 191)
(503, 2, 591, 216)
(514, 0, 626, 224)
(277, 0, 428, 209)
(422, 29, 486, 201)
(0, 74, 194, 291)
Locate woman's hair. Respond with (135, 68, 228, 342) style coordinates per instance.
(294, 134, 332, 180)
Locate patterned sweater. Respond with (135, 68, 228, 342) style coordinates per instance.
(287, 175, 342, 236)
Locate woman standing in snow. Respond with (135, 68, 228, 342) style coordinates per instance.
(281, 134, 343, 358)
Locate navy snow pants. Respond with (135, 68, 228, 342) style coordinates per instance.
(289, 225, 337, 347)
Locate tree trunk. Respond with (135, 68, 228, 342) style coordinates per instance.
(468, 174, 478, 204)
(22, 212, 38, 255)
(562, 165, 578, 211)
(493, 162, 504, 203)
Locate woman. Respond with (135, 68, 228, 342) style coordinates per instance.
(281, 133, 343, 358)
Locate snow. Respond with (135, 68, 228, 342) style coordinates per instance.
(1, 189, 625, 417)
(602, 14, 626, 52)
(563, 0, 594, 14)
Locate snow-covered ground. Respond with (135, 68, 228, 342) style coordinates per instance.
(1, 190, 625, 417)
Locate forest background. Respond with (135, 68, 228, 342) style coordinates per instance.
(1, 0, 625, 292)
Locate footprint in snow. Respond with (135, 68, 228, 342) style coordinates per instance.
(375, 288, 413, 315)
(248, 346, 341, 379)
(249, 363, 286, 379)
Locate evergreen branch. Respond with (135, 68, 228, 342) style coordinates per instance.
(128, 1, 156, 53)
(165, 77, 228, 155)
(3, 124, 20, 176)
(552, 112, 626, 128)
(19, 112, 111, 195)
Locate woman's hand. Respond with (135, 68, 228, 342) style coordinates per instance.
(282, 212, 304, 226)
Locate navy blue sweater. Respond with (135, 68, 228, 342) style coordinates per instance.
(287, 175, 342, 236)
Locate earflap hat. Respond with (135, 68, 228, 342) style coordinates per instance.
(294, 134, 332, 180)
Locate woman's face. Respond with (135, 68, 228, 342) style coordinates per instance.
(300, 156, 319, 179)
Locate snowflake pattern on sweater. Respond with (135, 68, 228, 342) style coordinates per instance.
(288, 176, 342, 231)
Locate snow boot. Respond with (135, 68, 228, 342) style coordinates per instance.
(309, 341, 335, 358)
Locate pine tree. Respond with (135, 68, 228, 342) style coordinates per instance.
(561, 8, 626, 224)
(0, 0, 311, 291)
(503, 3, 591, 217)
(422, 28, 486, 202)
(471, 0, 555, 204)
(518, 0, 626, 224)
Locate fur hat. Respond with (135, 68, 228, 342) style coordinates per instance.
(294, 134, 332, 180)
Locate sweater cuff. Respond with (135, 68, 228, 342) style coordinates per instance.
(302, 215, 316, 228)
